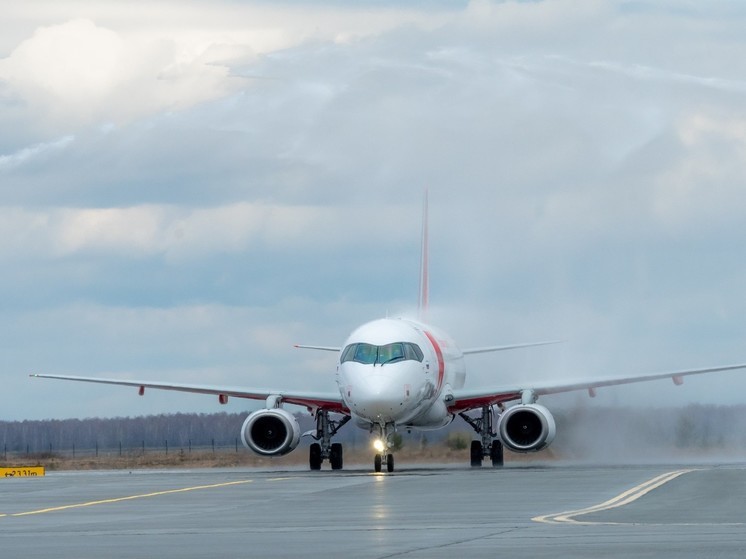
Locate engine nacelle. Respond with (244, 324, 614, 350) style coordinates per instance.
(497, 404, 556, 453)
(241, 408, 301, 456)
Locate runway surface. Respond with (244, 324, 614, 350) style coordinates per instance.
(2, 462, 746, 558)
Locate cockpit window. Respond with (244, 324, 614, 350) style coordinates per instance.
(404, 342, 424, 361)
(341, 342, 424, 365)
(378, 343, 405, 365)
(354, 343, 378, 365)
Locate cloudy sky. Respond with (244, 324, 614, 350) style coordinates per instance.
(2, 0, 746, 421)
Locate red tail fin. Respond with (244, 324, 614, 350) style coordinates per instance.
(418, 190, 429, 322)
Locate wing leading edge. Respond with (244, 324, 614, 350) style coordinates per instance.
(449, 362, 746, 412)
(30, 374, 348, 414)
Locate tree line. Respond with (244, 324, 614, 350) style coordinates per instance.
(2, 404, 745, 457)
(0, 412, 254, 453)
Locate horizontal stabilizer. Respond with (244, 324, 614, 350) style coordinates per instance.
(294, 345, 341, 352)
(462, 340, 562, 355)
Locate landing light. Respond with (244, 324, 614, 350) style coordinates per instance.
(373, 439, 385, 452)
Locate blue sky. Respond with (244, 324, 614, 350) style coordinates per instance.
(2, 0, 746, 420)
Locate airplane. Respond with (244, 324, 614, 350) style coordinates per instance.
(31, 194, 746, 472)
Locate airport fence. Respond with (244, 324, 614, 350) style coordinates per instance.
(2, 439, 246, 461)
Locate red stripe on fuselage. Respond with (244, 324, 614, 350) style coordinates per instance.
(423, 330, 445, 393)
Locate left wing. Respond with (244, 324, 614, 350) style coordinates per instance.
(449, 362, 746, 412)
(30, 374, 348, 414)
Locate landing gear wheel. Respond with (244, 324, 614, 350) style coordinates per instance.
(374, 454, 382, 473)
(490, 440, 504, 468)
(330, 443, 344, 470)
(470, 440, 483, 467)
(386, 453, 394, 473)
(309, 443, 322, 470)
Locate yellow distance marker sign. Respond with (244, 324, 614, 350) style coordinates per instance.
(1, 467, 45, 478)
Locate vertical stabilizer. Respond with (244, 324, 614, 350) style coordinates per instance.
(418, 190, 429, 322)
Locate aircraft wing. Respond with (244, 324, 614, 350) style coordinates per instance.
(449, 362, 746, 412)
(30, 374, 348, 414)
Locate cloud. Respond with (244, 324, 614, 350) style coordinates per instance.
(3, 1, 746, 421)
(0, 4, 457, 133)
(0, 201, 422, 265)
(0, 19, 244, 129)
(0, 135, 74, 170)
(649, 112, 746, 231)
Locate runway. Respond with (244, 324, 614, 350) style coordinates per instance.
(2, 462, 746, 558)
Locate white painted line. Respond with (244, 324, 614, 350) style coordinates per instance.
(533, 469, 696, 525)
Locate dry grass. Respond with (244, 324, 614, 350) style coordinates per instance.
(0, 444, 559, 471)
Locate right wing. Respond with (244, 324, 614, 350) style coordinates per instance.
(30, 374, 348, 414)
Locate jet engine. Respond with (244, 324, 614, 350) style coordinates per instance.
(497, 404, 556, 453)
(241, 408, 301, 456)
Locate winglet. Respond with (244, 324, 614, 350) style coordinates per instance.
(418, 189, 429, 322)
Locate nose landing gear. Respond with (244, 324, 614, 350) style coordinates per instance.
(373, 452, 394, 473)
(373, 423, 396, 473)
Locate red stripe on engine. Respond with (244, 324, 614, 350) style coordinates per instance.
(423, 330, 445, 392)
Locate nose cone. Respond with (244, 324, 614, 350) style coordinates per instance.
(353, 374, 404, 422)
(340, 362, 414, 423)
(339, 359, 427, 424)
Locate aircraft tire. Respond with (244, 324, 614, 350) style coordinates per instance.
(330, 443, 343, 470)
(470, 440, 483, 467)
(374, 454, 382, 473)
(490, 440, 504, 468)
(309, 443, 322, 470)
(386, 453, 394, 473)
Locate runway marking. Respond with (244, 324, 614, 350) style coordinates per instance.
(533, 468, 696, 525)
(8, 479, 253, 517)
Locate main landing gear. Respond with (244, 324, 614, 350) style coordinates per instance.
(459, 405, 504, 468)
(309, 409, 350, 470)
(373, 423, 396, 473)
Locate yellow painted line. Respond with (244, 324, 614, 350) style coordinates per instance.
(9, 479, 253, 517)
(533, 469, 696, 525)
(267, 477, 292, 482)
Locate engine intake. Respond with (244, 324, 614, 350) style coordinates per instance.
(497, 404, 556, 453)
(241, 408, 301, 456)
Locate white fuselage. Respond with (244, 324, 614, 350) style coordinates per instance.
(336, 318, 466, 430)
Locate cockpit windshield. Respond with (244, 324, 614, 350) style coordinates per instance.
(341, 342, 424, 365)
